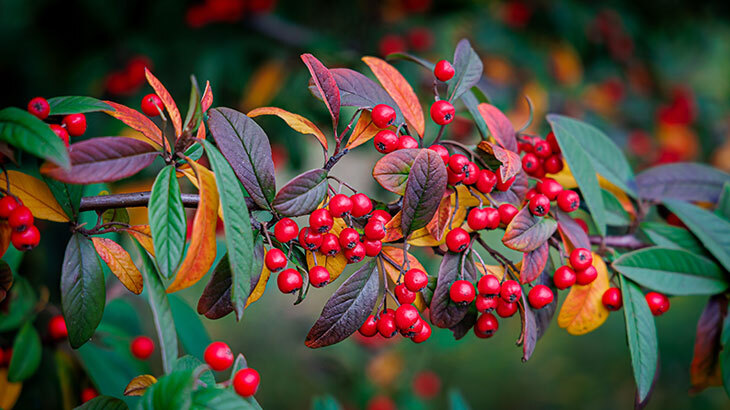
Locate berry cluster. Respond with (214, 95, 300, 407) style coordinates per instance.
(105, 55, 152, 96)
(0, 196, 40, 251)
(553, 248, 598, 289)
(600, 287, 670, 316)
(203, 341, 260, 397)
(519, 131, 564, 177)
(27, 96, 87, 147)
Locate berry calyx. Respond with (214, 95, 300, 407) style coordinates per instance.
(404, 268, 428, 292)
(309, 266, 331, 288)
(320, 233, 341, 256)
(553, 266, 576, 290)
(528, 285, 554, 309)
(557, 190, 580, 213)
(299, 227, 323, 250)
(130, 336, 155, 360)
(475, 312, 499, 337)
(445, 227, 470, 252)
(475, 169, 497, 193)
(569, 248, 593, 270)
(274, 218, 298, 243)
(8, 206, 33, 232)
(575, 266, 598, 285)
(350, 193, 373, 218)
(645, 292, 670, 316)
(397, 135, 419, 150)
(141, 94, 164, 117)
(374, 130, 399, 153)
(344, 242, 366, 263)
(339, 228, 360, 249)
(434, 60, 455, 81)
(528, 194, 550, 216)
(395, 283, 416, 304)
(27, 97, 50, 119)
(358, 315, 378, 337)
(395, 304, 420, 330)
(48, 315, 68, 340)
(372, 104, 397, 129)
(264, 248, 287, 272)
(233, 368, 260, 397)
(204, 341, 234, 371)
(0, 196, 19, 219)
(62, 114, 87, 137)
(277, 268, 302, 293)
(11, 225, 40, 250)
(309, 208, 334, 233)
(328, 194, 353, 217)
(429, 100, 455, 125)
(602, 288, 623, 311)
(428, 144, 450, 164)
(449, 280, 476, 305)
(500, 280, 521, 303)
(498, 204, 518, 225)
(477, 274, 501, 296)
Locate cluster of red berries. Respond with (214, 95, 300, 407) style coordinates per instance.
(553, 247, 598, 289)
(358, 268, 432, 343)
(203, 341, 260, 397)
(525, 177, 580, 216)
(519, 131, 565, 177)
(27, 97, 87, 147)
(600, 287, 670, 316)
(105, 55, 152, 96)
(0, 196, 40, 251)
(186, 0, 276, 28)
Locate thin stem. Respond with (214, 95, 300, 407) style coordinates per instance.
(433, 124, 446, 145)
(327, 175, 357, 193)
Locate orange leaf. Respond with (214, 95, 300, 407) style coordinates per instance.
(426, 195, 452, 241)
(123, 374, 157, 396)
(0, 369, 22, 410)
(246, 263, 271, 308)
(92, 237, 143, 295)
(248, 107, 328, 151)
(103, 101, 164, 150)
(0, 222, 9, 258)
(380, 246, 427, 311)
(345, 111, 380, 150)
(145, 68, 182, 137)
(240, 60, 286, 111)
(0, 171, 68, 222)
(382, 211, 404, 242)
(477, 141, 521, 181)
(362, 56, 425, 138)
(557, 253, 610, 335)
(124, 225, 155, 256)
(166, 161, 219, 293)
(195, 81, 214, 141)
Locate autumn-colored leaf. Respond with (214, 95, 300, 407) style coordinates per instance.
(557, 253, 610, 335)
(301, 53, 340, 132)
(382, 211, 403, 242)
(477, 141, 521, 182)
(689, 295, 726, 393)
(124, 374, 157, 396)
(0, 222, 10, 259)
(0, 369, 22, 410)
(345, 110, 380, 150)
(195, 81, 214, 141)
(380, 246, 427, 311)
(92, 237, 143, 295)
(103, 101, 164, 149)
(125, 225, 155, 256)
(477, 103, 518, 152)
(362, 56, 425, 138)
(0, 170, 69, 222)
(145, 68, 182, 137)
(248, 107, 328, 151)
(167, 161, 219, 293)
(520, 242, 549, 284)
(373, 148, 421, 195)
(306, 251, 348, 282)
(502, 207, 558, 252)
(426, 195, 453, 241)
(245, 264, 271, 309)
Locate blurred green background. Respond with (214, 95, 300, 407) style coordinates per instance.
(3, 0, 730, 408)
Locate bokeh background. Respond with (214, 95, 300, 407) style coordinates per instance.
(3, 0, 730, 408)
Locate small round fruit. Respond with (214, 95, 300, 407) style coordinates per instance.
(233, 368, 260, 397)
(467, 208, 489, 231)
(50, 124, 69, 146)
(449, 280, 476, 304)
(429, 144, 450, 164)
(62, 114, 87, 137)
(498, 204, 518, 225)
(358, 315, 378, 337)
(522, 153, 541, 174)
(274, 218, 298, 243)
(395, 304, 420, 330)
(445, 227, 470, 252)
(495, 171, 515, 191)
(448, 154, 469, 174)
(544, 155, 564, 174)
(429, 100, 455, 125)
(475, 312, 499, 337)
(309, 208, 334, 233)
(350, 193, 373, 217)
(602, 288, 623, 311)
(80, 387, 98, 403)
(141, 94, 164, 117)
(475, 169, 497, 193)
(8, 206, 33, 232)
(339, 228, 360, 249)
(483, 207, 501, 230)
(370, 209, 392, 224)
(645, 292, 670, 316)
(363, 238, 382, 257)
(557, 190, 580, 213)
(553, 266, 576, 290)
(528, 194, 551, 217)
(374, 130, 399, 153)
(575, 218, 589, 234)
(475, 294, 498, 313)
(299, 227, 323, 250)
(130, 336, 155, 360)
(364, 220, 386, 240)
(477, 274, 501, 296)
(528, 285, 554, 309)
(397, 135, 419, 150)
(537, 178, 563, 200)
(277, 268, 303, 294)
(434, 59, 455, 81)
(0, 196, 19, 219)
(462, 162, 479, 185)
(569, 248, 593, 270)
(344, 242, 365, 263)
(575, 266, 598, 285)
(264, 249, 287, 272)
(500, 280, 521, 303)
(11, 225, 40, 250)
(546, 131, 560, 153)
(27, 97, 50, 119)
(404, 269, 428, 292)
(447, 168, 464, 185)
(377, 314, 397, 338)
(372, 104, 396, 129)
(533, 139, 552, 158)
(395, 283, 416, 304)
(320, 233, 341, 256)
(204, 341, 234, 371)
(328, 194, 353, 217)
(48, 315, 68, 340)
(496, 299, 518, 318)
(309, 266, 331, 288)
(411, 320, 432, 343)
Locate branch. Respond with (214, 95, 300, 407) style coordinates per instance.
(79, 191, 257, 212)
(588, 234, 649, 250)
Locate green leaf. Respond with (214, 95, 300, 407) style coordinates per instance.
(0, 275, 37, 332)
(620, 275, 658, 403)
(8, 321, 41, 382)
(716, 182, 730, 219)
(201, 140, 255, 319)
(664, 199, 730, 272)
(149, 165, 186, 279)
(639, 222, 707, 255)
(182, 77, 203, 136)
(43, 176, 83, 220)
(184, 143, 204, 162)
(0, 106, 70, 169)
(547, 115, 607, 236)
(228, 354, 263, 410)
(192, 387, 256, 410)
(102, 206, 130, 225)
(723, 306, 730, 396)
(47, 96, 112, 115)
(461, 91, 488, 139)
(172, 355, 215, 386)
(169, 295, 211, 359)
(135, 242, 178, 374)
(448, 389, 471, 410)
(613, 247, 727, 295)
(311, 395, 342, 410)
(61, 233, 105, 349)
(138, 370, 194, 410)
(75, 395, 129, 410)
(602, 189, 630, 226)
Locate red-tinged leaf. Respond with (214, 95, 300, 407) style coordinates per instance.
(103, 101, 164, 149)
(92, 237, 143, 295)
(248, 107, 327, 151)
(478, 103, 518, 152)
(430, 252, 479, 328)
(689, 295, 727, 393)
(491, 167, 529, 206)
(372, 148, 421, 195)
(301, 54, 340, 131)
(0, 222, 10, 259)
(520, 242, 549, 284)
(401, 149, 448, 237)
(636, 163, 729, 203)
(447, 39, 484, 101)
(272, 168, 328, 217)
(426, 195, 453, 241)
(382, 212, 404, 243)
(145, 68, 182, 137)
(362, 56, 425, 137)
(40, 137, 159, 184)
(305, 261, 379, 348)
(345, 111, 380, 150)
(319, 68, 404, 123)
(167, 161, 219, 293)
(477, 141, 521, 182)
(518, 288, 538, 362)
(502, 207, 558, 252)
(195, 81, 214, 141)
(555, 209, 591, 249)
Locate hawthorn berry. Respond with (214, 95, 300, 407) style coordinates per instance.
(299, 227, 323, 250)
(395, 283, 416, 304)
(309, 266, 331, 288)
(371, 209, 393, 224)
(377, 314, 397, 338)
(372, 104, 396, 128)
(557, 190, 580, 212)
(448, 154, 469, 174)
(475, 312, 499, 337)
(602, 288, 623, 311)
(475, 294, 498, 313)
(50, 124, 69, 146)
(350, 193, 373, 217)
(62, 114, 87, 137)
(462, 162, 479, 185)
(11, 225, 40, 250)
(320, 233, 341, 256)
(48, 315, 67, 340)
(500, 280, 521, 303)
(525, 188, 538, 202)
(0, 196, 19, 218)
(398, 135, 419, 150)
(428, 144, 450, 164)
(498, 204, 518, 225)
(339, 228, 360, 249)
(646, 292, 670, 316)
(447, 168, 464, 185)
(477, 274, 501, 296)
(411, 320, 432, 343)
(544, 155, 563, 174)
(395, 304, 420, 330)
(80, 387, 98, 403)
(359, 315, 378, 337)
(553, 266, 576, 290)
(529, 194, 550, 217)
(569, 248, 593, 270)
(274, 218, 298, 242)
(528, 285, 554, 309)
(475, 169, 497, 193)
(575, 266, 598, 285)
(233, 368, 260, 397)
(344, 242, 365, 263)
(374, 130, 399, 153)
(309, 208, 334, 233)
(522, 153, 540, 174)
(449, 280, 476, 304)
(8, 206, 33, 232)
(364, 220, 386, 240)
(203, 341, 234, 371)
(412, 371, 441, 399)
(483, 207, 501, 230)
(363, 238, 382, 257)
(574, 218, 589, 234)
(404, 268, 428, 292)
(445, 227, 470, 252)
(434, 60, 455, 81)
(533, 139, 552, 158)
(141, 93, 164, 117)
(496, 298, 518, 318)
(467, 208, 490, 231)
(130, 336, 155, 360)
(430, 100, 455, 125)
(27, 97, 50, 119)
(495, 171, 515, 191)
(537, 178, 563, 200)
(546, 131, 560, 153)
(277, 268, 302, 293)
(264, 248, 287, 272)
(328, 194, 353, 217)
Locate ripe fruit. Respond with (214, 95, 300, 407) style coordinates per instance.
(344, 242, 365, 263)
(477, 274, 501, 296)
(475, 169, 497, 193)
(447, 168, 464, 185)
(495, 171, 515, 191)
(483, 207, 501, 230)
(377, 314, 397, 338)
(429, 144, 450, 164)
(575, 266, 598, 285)
(404, 269, 428, 292)
(328, 194, 353, 217)
(546, 131, 560, 153)
(528, 194, 550, 216)
(411, 320, 432, 343)
(500, 280, 521, 302)
(203, 341, 234, 371)
(522, 153, 540, 174)
(569, 248, 593, 270)
(645, 292, 670, 316)
(233, 368, 260, 397)
(496, 299, 518, 318)
(364, 220, 386, 240)
(557, 190, 580, 212)
(449, 280, 476, 304)
(48, 315, 67, 340)
(309, 266, 331, 288)
(274, 218, 298, 242)
(50, 124, 69, 146)
(339, 228, 360, 249)
(130, 336, 155, 360)
(8, 206, 33, 232)
(141, 94, 164, 116)
(533, 139, 552, 158)
(27, 97, 50, 119)
(372, 104, 396, 128)
(309, 208, 334, 233)
(430, 100, 455, 125)
(299, 227, 323, 250)
(475, 294, 498, 313)
(498, 204, 518, 225)
(434, 60, 455, 81)
(467, 208, 489, 231)
(475, 312, 499, 337)
(370, 209, 392, 224)
(350, 193, 373, 217)
(277, 268, 302, 294)
(528, 285, 554, 309)
(445, 227, 470, 252)
(553, 266, 576, 289)
(80, 387, 98, 403)
(448, 154, 469, 174)
(363, 238, 382, 257)
(320, 233, 341, 256)
(395, 283, 416, 304)
(412, 370, 442, 399)
(395, 304, 420, 330)
(537, 178, 563, 200)
(11, 225, 40, 250)
(462, 162, 479, 185)
(0, 196, 19, 218)
(359, 315, 378, 337)
(264, 249, 287, 272)
(62, 114, 87, 137)
(602, 288, 623, 311)
(374, 130, 399, 153)
(398, 135, 419, 150)
(544, 155, 564, 174)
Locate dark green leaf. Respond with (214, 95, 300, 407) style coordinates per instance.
(192, 387, 256, 410)
(0, 260, 12, 302)
(184, 142, 204, 162)
(75, 395, 129, 410)
(0, 107, 70, 168)
(620, 275, 658, 403)
(639, 222, 707, 255)
(716, 182, 730, 219)
(43, 176, 83, 220)
(0, 275, 36, 332)
(169, 296, 212, 360)
(149, 165, 186, 279)
(602, 189, 630, 226)
(273, 168, 329, 217)
(138, 370, 194, 410)
(172, 355, 215, 386)
(461, 91, 488, 139)
(102, 206, 130, 225)
(502, 206, 558, 252)
(449, 309, 476, 340)
(448, 39, 483, 101)
(47, 96, 112, 115)
(636, 163, 730, 203)
(401, 149, 448, 237)
(8, 322, 41, 382)
(664, 199, 730, 272)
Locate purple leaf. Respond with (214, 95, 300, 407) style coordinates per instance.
(477, 103, 518, 153)
(502, 207, 558, 252)
(491, 168, 529, 206)
(372, 148, 421, 195)
(301, 54, 340, 132)
(520, 242, 549, 284)
(518, 289, 537, 362)
(555, 209, 591, 249)
(272, 168, 328, 217)
(448, 39, 484, 102)
(401, 149, 448, 237)
(430, 252, 479, 329)
(450, 310, 477, 340)
(689, 294, 727, 393)
(636, 162, 730, 203)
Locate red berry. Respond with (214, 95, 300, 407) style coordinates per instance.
(0, 196, 19, 219)
(537, 178, 563, 200)
(320, 233, 341, 256)
(500, 280, 521, 303)
(495, 170, 515, 191)
(62, 114, 87, 137)
(274, 218, 298, 242)
(498, 204, 518, 225)
(395, 283, 416, 304)
(483, 207, 501, 230)
(48, 315, 67, 340)
(233, 368, 260, 397)
(80, 387, 98, 403)
(50, 124, 69, 146)
(350, 193, 373, 218)
(569, 248, 593, 270)
(277, 268, 302, 293)
(477, 274, 501, 296)
(445, 227, 470, 252)
(528, 285, 554, 309)
(141, 94, 164, 117)
(528, 194, 550, 217)
(447, 168, 464, 185)
(363, 238, 382, 257)
(533, 139, 552, 158)
(404, 269, 428, 292)
(364, 220, 386, 240)
(434, 60, 455, 81)
(477, 293, 499, 312)
(8, 206, 33, 232)
(522, 153, 541, 174)
(299, 227, 323, 251)
(553, 266, 576, 290)
(130, 336, 155, 360)
(430, 100, 455, 125)
(398, 135, 419, 150)
(462, 162, 479, 185)
(575, 218, 589, 234)
(328, 194, 353, 217)
(602, 288, 623, 311)
(309, 208, 334, 233)
(428, 144, 450, 164)
(374, 130, 399, 153)
(448, 154, 469, 174)
(496, 299, 518, 318)
(544, 155, 564, 174)
(475, 312, 499, 337)
(411, 320, 432, 343)
(395, 304, 420, 330)
(449, 280, 476, 304)
(264, 249, 287, 272)
(412, 371, 441, 399)
(359, 315, 378, 337)
(645, 292, 670, 316)
(377, 314, 397, 338)
(344, 242, 365, 263)
(11, 225, 40, 250)
(370, 209, 392, 224)
(372, 104, 396, 129)
(525, 188, 538, 202)
(339, 228, 360, 249)
(467, 208, 489, 231)
(475, 169, 497, 193)
(203, 341, 234, 371)
(309, 266, 330, 288)
(27, 97, 50, 119)
(557, 190, 580, 213)
(575, 266, 598, 285)
(546, 131, 560, 153)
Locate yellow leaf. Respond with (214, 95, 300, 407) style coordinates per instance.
(380, 246, 427, 311)
(167, 161, 219, 293)
(246, 263, 271, 308)
(0, 221, 11, 258)
(0, 171, 68, 222)
(123, 374, 157, 396)
(248, 107, 328, 151)
(0, 368, 21, 410)
(240, 60, 287, 111)
(92, 237, 143, 295)
(124, 225, 155, 256)
(345, 111, 380, 150)
(180, 166, 223, 220)
(306, 251, 348, 282)
(145, 68, 182, 137)
(474, 263, 505, 280)
(557, 253, 610, 335)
